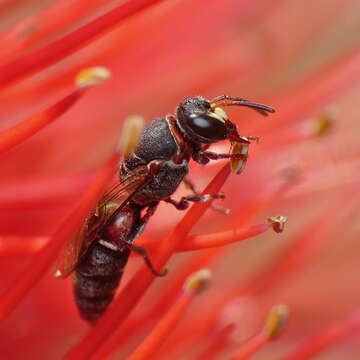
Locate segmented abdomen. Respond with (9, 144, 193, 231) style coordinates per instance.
(73, 242, 130, 323)
(73, 205, 139, 322)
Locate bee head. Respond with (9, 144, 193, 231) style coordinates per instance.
(176, 95, 274, 145)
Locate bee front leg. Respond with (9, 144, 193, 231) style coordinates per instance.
(198, 151, 248, 162)
(164, 193, 225, 210)
(183, 177, 229, 215)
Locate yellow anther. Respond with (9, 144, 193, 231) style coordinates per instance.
(267, 216, 287, 233)
(184, 269, 212, 294)
(264, 304, 289, 338)
(118, 115, 145, 158)
(76, 66, 111, 87)
(310, 112, 333, 137)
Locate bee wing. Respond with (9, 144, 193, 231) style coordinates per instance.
(54, 165, 152, 278)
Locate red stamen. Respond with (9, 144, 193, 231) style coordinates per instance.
(0, 172, 94, 208)
(127, 269, 211, 360)
(138, 223, 270, 252)
(231, 332, 268, 360)
(179, 223, 270, 251)
(127, 295, 193, 360)
(0, 223, 268, 256)
(64, 164, 231, 360)
(258, 44, 360, 134)
(0, 236, 48, 256)
(242, 189, 356, 297)
(286, 155, 360, 197)
(0, 0, 165, 88)
(0, 87, 86, 153)
(256, 111, 333, 153)
(194, 323, 236, 360)
(171, 186, 357, 358)
(0, 150, 120, 323)
(0, 0, 113, 64)
(281, 310, 360, 360)
(172, 186, 357, 360)
(0, 222, 269, 258)
(230, 305, 288, 360)
(139, 178, 294, 359)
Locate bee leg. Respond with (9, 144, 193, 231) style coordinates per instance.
(131, 244, 167, 277)
(120, 204, 167, 277)
(183, 177, 229, 215)
(193, 149, 248, 165)
(183, 177, 198, 193)
(198, 151, 248, 162)
(115, 240, 166, 277)
(165, 193, 225, 211)
(124, 203, 158, 243)
(141, 202, 158, 223)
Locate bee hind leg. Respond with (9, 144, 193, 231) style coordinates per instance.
(119, 203, 167, 277)
(164, 193, 225, 210)
(131, 244, 167, 277)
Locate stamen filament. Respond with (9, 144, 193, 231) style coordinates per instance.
(137, 223, 270, 252)
(64, 164, 231, 360)
(280, 310, 360, 360)
(231, 332, 268, 360)
(0, 150, 121, 323)
(0, 223, 270, 257)
(0, 88, 86, 153)
(230, 305, 288, 360)
(0, 0, 164, 88)
(257, 43, 360, 133)
(0, 66, 109, 153)
(243, 189, 357, 297)
(194, 323, 236, 360)
(0, 236, 48, 256)
(126, 269, 211, 360)
(133, 178, 294, 359)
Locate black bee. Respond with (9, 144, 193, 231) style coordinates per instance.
(55, 95, 274, 322)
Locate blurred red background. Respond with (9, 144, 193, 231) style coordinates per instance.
(0, 0, 360, 359)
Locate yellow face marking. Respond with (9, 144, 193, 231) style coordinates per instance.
(208, 107, 229, 123)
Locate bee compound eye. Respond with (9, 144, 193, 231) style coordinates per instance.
(187, 114, 227, 142)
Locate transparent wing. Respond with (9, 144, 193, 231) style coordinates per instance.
(54, 165, 152, 278)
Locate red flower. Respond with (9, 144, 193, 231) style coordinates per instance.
(0, 0, 360, 359)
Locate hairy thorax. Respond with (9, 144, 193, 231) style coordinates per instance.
(120, 117, 189, 206)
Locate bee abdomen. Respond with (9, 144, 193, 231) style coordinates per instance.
(73, 242, 130, 323)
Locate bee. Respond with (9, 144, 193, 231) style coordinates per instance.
(55, 95, 274, 322)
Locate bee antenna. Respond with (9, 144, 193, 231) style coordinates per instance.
(210, 95, 275, 117)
